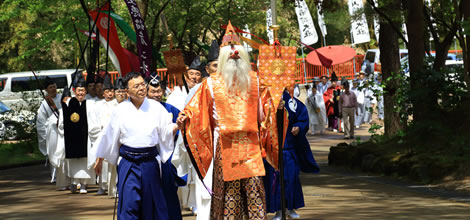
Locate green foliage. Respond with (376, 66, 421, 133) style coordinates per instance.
(0, 0, 356, 73)
(0, 140, 43, 167)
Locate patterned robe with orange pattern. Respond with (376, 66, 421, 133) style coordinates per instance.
(182, 71, 283, 182)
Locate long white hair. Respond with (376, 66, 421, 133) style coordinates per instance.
(217, 44, 252, 95)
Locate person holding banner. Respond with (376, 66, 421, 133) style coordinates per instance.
(176, 21, 278, 219)
(36, 77, 61, 183)
(264, 88, 320, 220)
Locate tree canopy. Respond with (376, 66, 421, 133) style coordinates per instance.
(0, 0, 355, 73)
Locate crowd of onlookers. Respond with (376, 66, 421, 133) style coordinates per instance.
(301, 71, 384, 139)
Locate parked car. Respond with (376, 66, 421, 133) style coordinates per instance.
(0, 101, 35, 140)
(0, 69, 79, 110)
(445, 60, 465, 84)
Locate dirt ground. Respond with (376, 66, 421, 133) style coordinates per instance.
(1, 124, 469, 220)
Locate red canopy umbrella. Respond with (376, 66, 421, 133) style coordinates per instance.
(306, 45, 356, 67)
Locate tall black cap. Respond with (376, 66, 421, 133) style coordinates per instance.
(114, 77, 125, 90)
(86, 70, 95, 85)
(207, 40, 219, 63)
(103, 74, 113, 90)
(74, 71, 87, 88)
(188, 56, 201, 71)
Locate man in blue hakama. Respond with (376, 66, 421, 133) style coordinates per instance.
(94, 72, 179, 220)
(264, 89, 320, 220)
(146, 72, 186, 220)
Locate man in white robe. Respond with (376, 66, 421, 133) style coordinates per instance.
(93, 74, 118, 195)
(306, 86, 326, 134)
(94, 75, 104, 101)
(167, 56, 202, 215)
(46, 87, 72, 190)
(36, 77, 61, 183)
(362, 80, 377, 124)
(374, 76, 384, 120)
(85, 70, 98, 101)
(173, 45, 218, 219)
(317, 75, 330, 95)
(58, 73, 101, 194)
(94, 72, 178, 219)
(351, 79, 365, 128)
(106, 77, 127, 198)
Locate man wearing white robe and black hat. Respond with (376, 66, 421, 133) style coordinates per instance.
(58, 72, 101, 194)
(93, 73, 118, 195)
(36, 77, 61, 183)
(46, 85, 72, 190)
(167, 56, 203, 215)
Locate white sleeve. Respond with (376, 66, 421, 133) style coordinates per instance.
(36, 102, 48, 156)
(45, 114, 60, 167)
(86, 101, 102, 144)
(156, 109, 176, 163)
(54, 109, 66, 167)
(170, 134, 190, 177)
(86, 101, 103, 168)
(95, 109, 121, 166)
(184, 84, 201, 106)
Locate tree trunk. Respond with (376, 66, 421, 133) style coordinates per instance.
(405, 0, 427, 122)
(462, 0, 470, 98)
(379, 0, 405, 137)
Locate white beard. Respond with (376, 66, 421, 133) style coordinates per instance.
(221, 58, 251, 95)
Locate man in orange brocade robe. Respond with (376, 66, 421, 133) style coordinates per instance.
(176, 21, 279, 220)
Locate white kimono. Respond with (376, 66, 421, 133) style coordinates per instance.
(306, 91, 326, 134)
(172, 82, 213, 219)
(85, 94, 99, 102)
(93, 99, 119, 191)
(94, 98, 176, 166)
(373, 83, 384, 120)
(36, 95, 62, 156)
(363, 88, 377, 124)
(57, 99, 101, 184)
(352, 87, 365, 127)
(167, 85, 198, 210)
(45, 113, 70, 188)
(166, 86, 189, 111)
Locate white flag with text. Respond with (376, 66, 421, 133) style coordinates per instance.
(295, 0, 318, 45)
(348, 0, 370, 44)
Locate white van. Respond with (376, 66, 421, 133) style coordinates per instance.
(0, 69, 80, 110)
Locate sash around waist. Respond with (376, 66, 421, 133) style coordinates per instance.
(119, 145, 159, 162)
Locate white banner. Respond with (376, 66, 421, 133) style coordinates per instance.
(348, 0, 370, 44)
(242, 24, 253, 52)
(295, 0, 318, 45)
(374, 17, 380, 42)
(425, 0, 436, 41)
(402, 22, 408, 42)
(266, 8, 274, 45)
(373, 0, 379, 42)
(316, 0, 327, 37)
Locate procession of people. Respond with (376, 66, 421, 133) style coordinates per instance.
(33, 17, 386, 219)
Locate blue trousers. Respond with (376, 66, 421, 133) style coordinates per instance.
(264, 149, 305, 213)
(117, 145, 169, 220)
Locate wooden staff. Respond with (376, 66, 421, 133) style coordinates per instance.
(270, 0, 286, 219)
